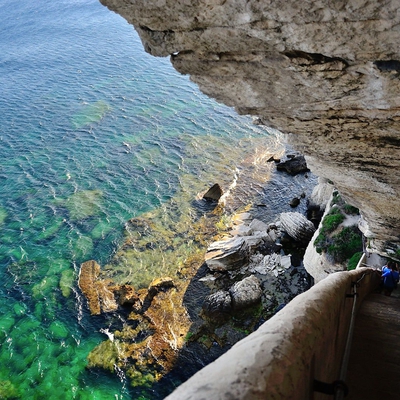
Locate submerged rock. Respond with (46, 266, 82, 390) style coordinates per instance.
(78, 260, 118, 315)
(148, 277, 175, 299)
(249, 219, 269, 233)
(0, 380, 19, 399)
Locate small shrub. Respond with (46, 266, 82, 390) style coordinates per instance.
(314, 208, 345, 254)
(322, 211, 345, 233)
(343, 204, 359, 215)
(331, 191, 343, 206)
(314, 232, 326, 254)
(315, 224, 363, 264)
(329, 226, 363, 263)
(313, 191, 363, 264)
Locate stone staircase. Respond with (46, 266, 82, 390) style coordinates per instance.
(346, 291, 400, 399)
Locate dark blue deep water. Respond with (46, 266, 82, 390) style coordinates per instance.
(0, 0, 317, 398)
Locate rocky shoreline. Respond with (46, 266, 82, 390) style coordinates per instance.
(77, 152, 321, 391)
(200, 210, 315, 320)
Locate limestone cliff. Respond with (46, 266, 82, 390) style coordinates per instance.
(100, 0, 400, 258)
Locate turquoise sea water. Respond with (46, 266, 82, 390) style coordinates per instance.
(0, 0, 317, 398)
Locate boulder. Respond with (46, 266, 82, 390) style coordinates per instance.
(202, 290, 232, 316)
(242, 233, 271, 251)
(205, 237, 249, 271)
(280, 255, 292, 269)
(289, 197, 300, 208)
(280, 212, 316, 243)
(231, 212, 252, 225)
(267, 228, 277, 242)
(276, 155, 309, 175)
(229, 275, 262, 310)
(249, 219, 269, 233)
(229, 224, 253, 237)
(203, 183, 223, 201)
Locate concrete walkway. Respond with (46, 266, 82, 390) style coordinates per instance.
(346, 290, 400, 399)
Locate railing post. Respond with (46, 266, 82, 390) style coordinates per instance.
(355, 252, 367, 270)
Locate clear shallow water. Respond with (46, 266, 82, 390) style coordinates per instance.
(0, 0, 316, 398)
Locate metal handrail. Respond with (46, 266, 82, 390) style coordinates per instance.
(334, 280, 359, 399)
(334, 256, 373, 399)
(313, 260, 376, 398)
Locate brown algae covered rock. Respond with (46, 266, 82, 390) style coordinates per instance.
(87, 277, 192, 387)
(78, 260, 118, 315)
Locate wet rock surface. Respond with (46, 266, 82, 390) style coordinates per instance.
(202, 290, 232, 317)
(85, 262, 196, 387)
(78, 260, 118, 315)
(205, 237, 250, 272)
(200, 211, 313, 324)
(80, 207, 314, 389)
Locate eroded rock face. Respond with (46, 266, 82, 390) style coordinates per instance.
(100, 0, 400, 258)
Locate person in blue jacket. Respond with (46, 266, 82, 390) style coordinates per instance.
(381, 261, 399, 296)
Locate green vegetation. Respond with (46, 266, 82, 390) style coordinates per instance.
(322, 207, 345, 232)
(315, 207, 345, 253)
(329, 226, 363, 263)
(343, 204, 359, 215)
(348, 251, 363, 270)
(330, 191, 359, 215)
(314, 191, 363, 265)
(317, 223, 363, 263)
(184, 332, 194, 342)
(330, 191, 342, 206)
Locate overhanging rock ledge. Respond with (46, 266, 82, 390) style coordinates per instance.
(100, 0, 400, 258)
